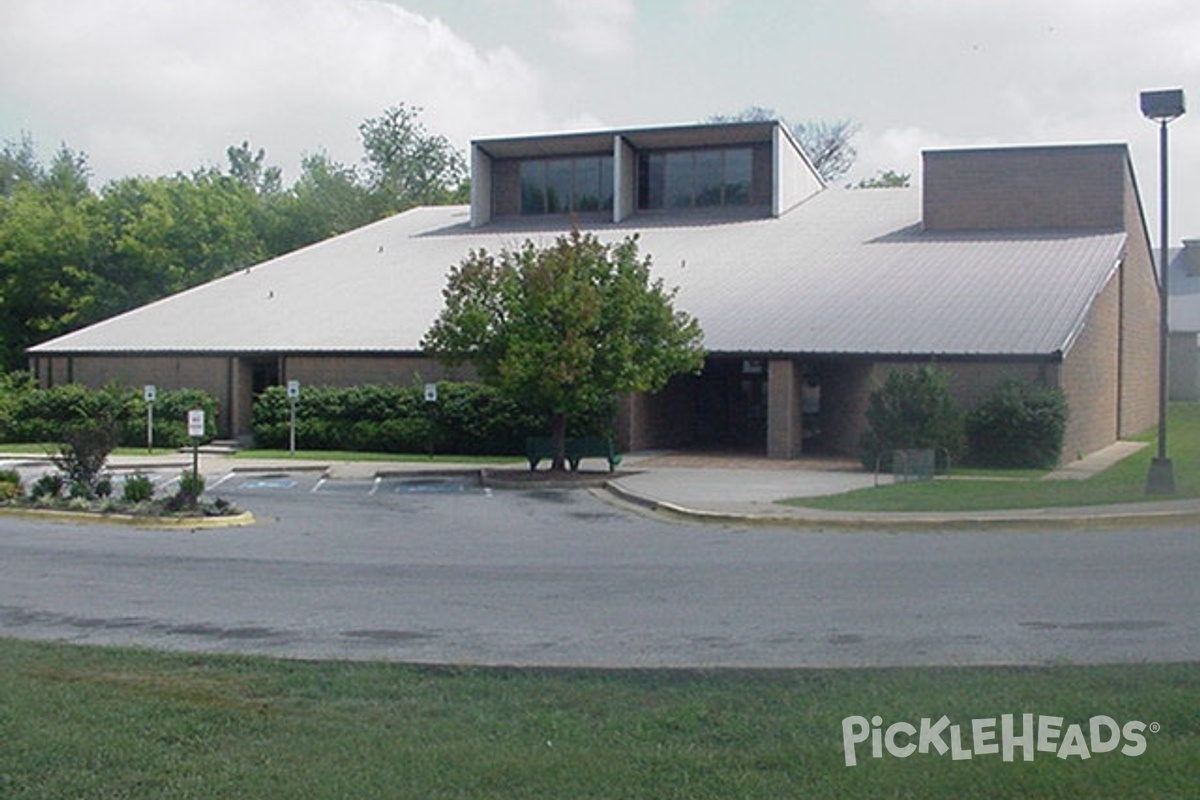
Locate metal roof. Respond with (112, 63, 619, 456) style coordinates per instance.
(30, 188, 1127, 358)
(472, 120, 786, 160)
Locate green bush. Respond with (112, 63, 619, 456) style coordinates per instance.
(53, 419, 119, 498)
(30, 473, 63, 501)
(858, 365, 964, 470)
(0, 372, 37, 440)
(251, 382, 557, 455)
(0, 468, 22, 502)
(167, 470, 206, 512)
(148, 388, 219, 447)
(122, 473, 155, 504)
(966, 379, 1069, 469)
(1, 381, 219, 448)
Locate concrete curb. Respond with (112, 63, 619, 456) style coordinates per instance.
(0, 506, 256, 529)
(482, 467, 622, 491)
(599, 480, 1200, 531)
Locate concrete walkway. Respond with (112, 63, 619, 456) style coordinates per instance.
(603, 446, 1200, 529)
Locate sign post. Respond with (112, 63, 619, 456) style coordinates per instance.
(144, 385, 156, 453)
(187, 408, 205, 485)
(287, 380, 301, 457)
(424, 382, 438, 458)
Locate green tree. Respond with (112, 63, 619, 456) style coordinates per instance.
(359, 103, 468, 215)
(423, 231, 705, 470)
(0, 169, 107, 368)
(226, 140, 282, 196)
(1, 133, 44, 197)
(95, 170, 264, 319)
(855, 169, 911, 189)
(265, 151, 376, 251)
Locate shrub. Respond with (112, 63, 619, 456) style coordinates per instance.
(250, 382, 557, 455)
(147, 389, 220, 447)
(0, 468, 22, 502)
(122, 473, 155, 504)
(3, 382, 219, 448)
(858, 365, 964, 470)
(52, 419, 118, 498)
(966, 380, 1069, 469)
(0, 371, 37, 441)
(30, 473, 64, 501)
(167, 470, 206, 512)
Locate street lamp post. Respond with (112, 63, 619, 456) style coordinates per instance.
(1140, 88, 1185, 495)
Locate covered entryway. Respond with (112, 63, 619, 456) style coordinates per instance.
(620, 356, 874, 459)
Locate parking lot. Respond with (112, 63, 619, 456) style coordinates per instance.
(2, 453, 1198, 668)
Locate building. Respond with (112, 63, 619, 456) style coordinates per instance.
(1164, 239, 1200, 400)
(28, 121, 1163, 463)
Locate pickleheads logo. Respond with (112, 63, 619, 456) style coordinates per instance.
(842, 714, 1159, 767)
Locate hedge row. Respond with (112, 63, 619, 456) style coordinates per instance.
(0, 376, 219, 448)
(251, 382, 611, 455)
(859, 369, 1069, 470)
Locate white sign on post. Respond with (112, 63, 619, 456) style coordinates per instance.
(144, 384, 157, 402)
(187, 409, 205, 438)
(424, 383, 438, 403)
(287, 380, 301, 399)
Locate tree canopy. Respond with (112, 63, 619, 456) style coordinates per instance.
(0, 104, 468, 370)
(422, 230, 706, 470)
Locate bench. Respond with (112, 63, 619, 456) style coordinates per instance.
(525, 436, 623, 472)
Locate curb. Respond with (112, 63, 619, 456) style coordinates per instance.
(227, 463, 331, 474)
(599, 481, 1200, 531)
(0, 506, 256, 529)
(482, 467, 621, 491)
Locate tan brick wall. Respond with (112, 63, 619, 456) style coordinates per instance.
(923, 145, 1126, 232)
(1059, 276, 1121, 460)
(1118, 169, 1162, 438)
(281, 355, 473, 388)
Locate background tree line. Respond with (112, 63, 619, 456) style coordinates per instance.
(0, 103, 466, 370)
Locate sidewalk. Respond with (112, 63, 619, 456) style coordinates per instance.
(605, 444, 1200, 529)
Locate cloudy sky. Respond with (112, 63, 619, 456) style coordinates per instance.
(3, 0, 1198, 239)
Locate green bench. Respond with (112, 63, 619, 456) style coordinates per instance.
(525, 436, 623, 472)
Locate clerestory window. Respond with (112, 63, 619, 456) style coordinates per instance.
(519, 156, 614, 215)
(637, 147, 753, 210)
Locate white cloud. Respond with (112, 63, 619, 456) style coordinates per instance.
(550, 0, 635, 57)
(0, 0, 550, 182)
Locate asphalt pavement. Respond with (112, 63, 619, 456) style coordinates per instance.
(2, 444, 1198, 668)
(4, 439, 1199, 529)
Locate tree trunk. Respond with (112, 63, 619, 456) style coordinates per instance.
(550, 412, 568, 472)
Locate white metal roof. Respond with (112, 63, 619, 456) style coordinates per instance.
(30, 187, 1127, 358)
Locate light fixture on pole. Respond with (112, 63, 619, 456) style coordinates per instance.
(1140, 88, 1185, 495)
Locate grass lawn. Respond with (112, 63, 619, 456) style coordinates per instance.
(1, 638, 1195, 799)
(786, 403, 1200, 513)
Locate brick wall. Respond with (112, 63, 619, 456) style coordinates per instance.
(923, 145, 1126, 232)
(1118, 169, 1162, 437)
(1059, 275, 1121, 460)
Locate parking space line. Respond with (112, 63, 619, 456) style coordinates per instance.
(369, 476, 381, 496)
(209, 472, 236, 490)
(312, 477, 326, 493)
